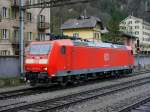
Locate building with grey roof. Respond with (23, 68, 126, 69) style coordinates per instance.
(61, 16, 104, 41)
(61, 16, 103, 30)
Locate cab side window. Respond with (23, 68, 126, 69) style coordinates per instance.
(61, 46, 66, 55)
(131, 50, 133, 55)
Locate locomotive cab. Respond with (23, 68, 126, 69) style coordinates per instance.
(25, 42, 52, 85)
(24, 39, 73, 86)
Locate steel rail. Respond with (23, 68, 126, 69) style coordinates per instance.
(118, 97, 150, 112)
(1, 74, 150, 112)
(0, 87, 33, 100)
(0, 70, 149, 100)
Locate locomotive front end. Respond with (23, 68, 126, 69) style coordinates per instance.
(24, 42, 51, 85)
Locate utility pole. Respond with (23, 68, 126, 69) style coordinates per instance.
(19, 0, 24, 76)
(137, 39, 140, 69)
(49, 7, 51, 34)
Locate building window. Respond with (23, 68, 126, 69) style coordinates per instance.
(14, 29, 19, 42)
(39, 15, 45, 22)
(93, 32, 100, 40)
(38, 33, 45, 41)
(38, 0, 44, 4)
(135, 31, 139, 35)
(129, 32, 133, 34)
(73, 33, 79, 38)
(143, 37, 150, 42)
(27, 12, 32, 22)
(143, 26, 150, 30)
(27, 32, 33, 41)
(28, 0, 32, 5)
(135, 20, 140, 24)
(143, 26, 145, 29)
(143, 32, 150, 36)
(128, 21, 132, 24)
(143, 38, 144, 41)
(0, 50, 10, 56)
(12, 8, 17, 19)
(135, 26, 139, 29)
(2, 7, 7, 18)
(129, 26, 132, 30)
(1, 29, 8, 39)
(120, 26, 126, 30)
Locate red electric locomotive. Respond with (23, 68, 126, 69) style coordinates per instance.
(24, 39, 134, 86)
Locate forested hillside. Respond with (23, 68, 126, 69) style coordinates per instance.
(50, 0, 150, 42)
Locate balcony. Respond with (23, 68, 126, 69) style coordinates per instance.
(11, 0, 19, 8)
(38, 22, 50, 30)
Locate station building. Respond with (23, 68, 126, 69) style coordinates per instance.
(119, 15, 150, 54)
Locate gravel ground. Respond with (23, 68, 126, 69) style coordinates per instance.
(55, 83, 150, 112)
(0, 84, 30, 93)
(19, 73, 150, 103)
(1, 73, 150, 109)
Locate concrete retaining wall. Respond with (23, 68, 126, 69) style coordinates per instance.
(0, 56, 20, 78)
(134, 55, 150, 67)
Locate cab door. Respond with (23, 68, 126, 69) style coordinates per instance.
(65, 46, 72, 71)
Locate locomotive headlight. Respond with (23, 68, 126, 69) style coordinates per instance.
(43, 67, 48, 70)
(25, 59, 34, 64)
(39, 59, 48, 64)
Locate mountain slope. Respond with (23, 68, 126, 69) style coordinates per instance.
(51, 0, 150, 35)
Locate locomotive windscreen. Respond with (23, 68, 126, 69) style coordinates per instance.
(30, 44, 51, 55)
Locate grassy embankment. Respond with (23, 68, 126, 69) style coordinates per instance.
(0, 77, 25, 88)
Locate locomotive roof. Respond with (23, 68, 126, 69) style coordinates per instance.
(74, 40, 128, 49)
(29, 40, 129, 50)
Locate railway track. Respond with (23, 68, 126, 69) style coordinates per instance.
(0, 87, 50, 100)
(118, 96, 150, 112)
(1, 74, 150, 112)
(0, 84, 71, 100)
(0, 87, 37, 100)
(0, 69, 149, 100)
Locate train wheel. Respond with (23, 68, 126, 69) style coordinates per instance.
(60, 82, 68, 87)
(111, 71, 115, 77)
(69, 75, 82, 85)
(59, 76, 68, 87)
(30, 82, 36, 86)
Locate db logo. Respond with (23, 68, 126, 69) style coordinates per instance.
(104, 53, 110, 61)
(35, 56, 40, 59)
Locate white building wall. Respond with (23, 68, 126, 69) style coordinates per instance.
(120, 15, 150, 52)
